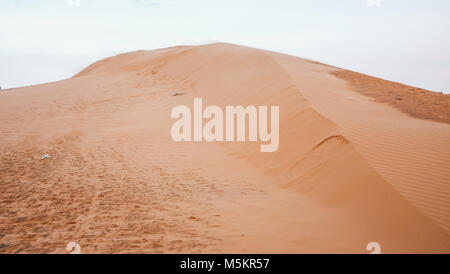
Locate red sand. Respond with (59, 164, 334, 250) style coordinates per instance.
(0, 43, 449, 253)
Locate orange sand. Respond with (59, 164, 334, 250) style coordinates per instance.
(0, 43, 449, 254)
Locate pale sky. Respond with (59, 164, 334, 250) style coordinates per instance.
(1, 0, 450, 93)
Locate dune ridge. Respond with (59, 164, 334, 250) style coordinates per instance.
(0, 43, 449, 253)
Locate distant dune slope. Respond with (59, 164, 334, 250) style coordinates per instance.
(330, 70, 450, 124)
(1, 43, 449, 253)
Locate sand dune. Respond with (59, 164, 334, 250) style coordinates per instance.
(0, 43, 449, 253)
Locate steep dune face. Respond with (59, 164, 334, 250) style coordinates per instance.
(1, 43, 449, 253)
(267, 50, 450, 235)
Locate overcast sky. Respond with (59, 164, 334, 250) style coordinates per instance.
(1, 0, 449, 93)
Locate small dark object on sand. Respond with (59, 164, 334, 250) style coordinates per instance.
(172, 91, 184, 97)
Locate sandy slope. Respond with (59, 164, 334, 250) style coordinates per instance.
(0, 43, 449, 253)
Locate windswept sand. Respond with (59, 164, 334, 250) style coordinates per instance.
(330, 70, 450, 124)
(0, 43, 449, 253)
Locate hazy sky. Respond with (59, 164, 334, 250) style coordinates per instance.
(1, 0, 450, 93)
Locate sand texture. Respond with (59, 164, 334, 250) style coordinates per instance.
(1, 43, 449, 253)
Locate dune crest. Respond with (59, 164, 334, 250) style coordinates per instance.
(1, 43, 449, 253)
